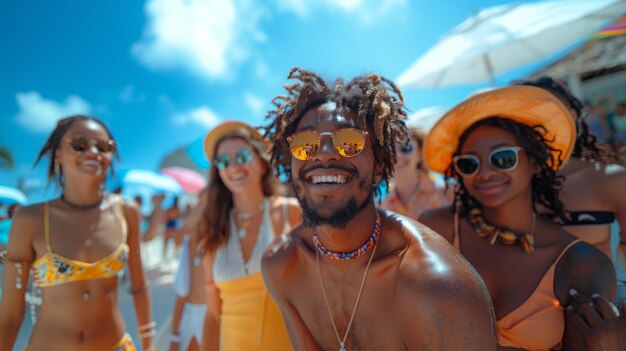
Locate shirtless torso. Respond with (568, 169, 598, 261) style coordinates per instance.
(263, 210, 497, 351)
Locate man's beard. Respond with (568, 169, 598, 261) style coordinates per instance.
(295, 178, 373, 229)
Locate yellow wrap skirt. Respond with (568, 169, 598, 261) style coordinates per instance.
(215, 272, 292, 350)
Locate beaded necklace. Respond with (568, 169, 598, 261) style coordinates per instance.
(312, 211, 381, 261)
(468, 207, 536, 254)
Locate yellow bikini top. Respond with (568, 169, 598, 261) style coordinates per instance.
(32, 196, 129, 288)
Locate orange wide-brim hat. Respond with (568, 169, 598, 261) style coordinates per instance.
(423, 85, 576, 174)
(203, 121, 266, 162)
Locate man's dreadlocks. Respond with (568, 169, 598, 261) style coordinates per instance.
(263, 67, 409, 197)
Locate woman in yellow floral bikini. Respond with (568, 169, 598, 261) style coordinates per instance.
(0, 115, 154, 351)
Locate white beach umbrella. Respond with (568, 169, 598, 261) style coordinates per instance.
(397, 0, 626, 88)
(407, 106, 448, 133)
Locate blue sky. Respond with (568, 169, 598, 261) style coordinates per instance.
(0, 0, 582, 201)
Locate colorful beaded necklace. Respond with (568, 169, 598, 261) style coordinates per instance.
(468, 207, 536, 254)
(313, 211, 381, 261)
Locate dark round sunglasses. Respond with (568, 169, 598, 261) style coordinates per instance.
(453, 147, 523, 177)
(66, 137, 116, 154)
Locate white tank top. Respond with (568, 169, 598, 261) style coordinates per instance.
(213, 198, 290, 282)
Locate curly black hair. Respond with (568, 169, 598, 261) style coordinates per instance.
(34, 115, 119, 187)
(263, 67, 410, 198)
(448, 117, 566, 219)
(512, 76, 622, 164)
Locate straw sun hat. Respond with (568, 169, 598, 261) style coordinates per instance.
(203, 121, 267, 162)
(423, 85, 576, 174)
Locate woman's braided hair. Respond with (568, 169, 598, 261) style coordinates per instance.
(448, 117, 566, 219)
(263, 67, 410, 197)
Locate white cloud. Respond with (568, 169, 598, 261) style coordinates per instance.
(14, 92, 92, 134)
(253, 59, 270, 79)
(157, 94, 175, 111)
(174, 106, 222, 129)
(119, 85, 146, 103)
(244, 92, 266, 116)
(132, 0, 267, 80)
(271, 0, 406, 21)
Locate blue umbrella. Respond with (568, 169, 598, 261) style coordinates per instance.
(113, 169, 183, 194)
(0, 219, 11, 245)
(186, 136, 210, 169)
(0, 185, 27, 205)
(111, 169, 183, 216)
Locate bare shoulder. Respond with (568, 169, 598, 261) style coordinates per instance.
(555, 240, 616, 303)
(597, 163, 626, 177)
(5, 203, 44, 262)
(10, 202, 45, 238)
(416, 205, 455, 242)
(120, 196, 140, 215)
(390, 213, 496, 349)
(597, 163, 626, 191)
(270, 195, 298, 207)
(396, 213, 487, 298)
(262, 224, 307, 285)
(11, 202, 43, 223)
(269, 195, 300, 213)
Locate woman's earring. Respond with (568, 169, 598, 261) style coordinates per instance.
(54, 163, 61, 178)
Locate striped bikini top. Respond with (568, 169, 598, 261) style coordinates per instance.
(32, 196, 129, 288)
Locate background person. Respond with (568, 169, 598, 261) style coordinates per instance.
(198, 121, 300, 350)
(0, 115, 154, 351)
(380, 127, 450, 220)
(514, 77, 626, 304)
(420, 86, 617, 350)
(165, 188, 208, 351)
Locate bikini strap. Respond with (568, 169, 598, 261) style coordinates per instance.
(44, 202, 53, 253)
(555, 239, 583, 264)
(116, 195, 128, 243)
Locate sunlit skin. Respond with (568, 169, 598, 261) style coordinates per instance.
(556, 141, 626, 258)
(382, 136, 450, 220)
(262, 105, 497, 351)
(201, 136, 301, 351)
(217, 138, 267, 196)
(420, 125, 616, 351)
(506, 81, 626, 350)
(540, 90, 626, 260)
(460, 126, 534, 210)
(0, 120, 153, 350)
(394, 139, 420, 177)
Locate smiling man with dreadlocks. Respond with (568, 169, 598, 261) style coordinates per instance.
(261, 68, 496, 351)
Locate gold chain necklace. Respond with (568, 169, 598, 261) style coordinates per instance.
(316, 230, 379, 351)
